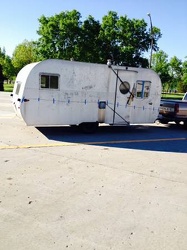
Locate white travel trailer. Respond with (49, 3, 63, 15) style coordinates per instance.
(12, 59, 162, 132)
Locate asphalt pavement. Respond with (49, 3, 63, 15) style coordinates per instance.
(0, 92, 187, 250)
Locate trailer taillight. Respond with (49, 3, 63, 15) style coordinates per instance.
(174, 103, 179, 113)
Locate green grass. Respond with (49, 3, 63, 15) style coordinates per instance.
(161, 92, 184, 100)
(3, 83, 14, 92)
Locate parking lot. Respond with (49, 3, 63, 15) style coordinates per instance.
(0, 92, 187, 250)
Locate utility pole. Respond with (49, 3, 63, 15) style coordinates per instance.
(147, 13, 153, 68)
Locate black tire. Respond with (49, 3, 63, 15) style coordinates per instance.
(175, 121, 180, 126)
(79, 122, 98, 134)
(159, 119, 168, 124)
(184, 121, 187, 129)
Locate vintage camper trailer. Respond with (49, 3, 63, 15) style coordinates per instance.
(11, 59, 161, 132)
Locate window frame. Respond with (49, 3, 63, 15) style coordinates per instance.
(39, 73, 60, 90)
(135, 80, 151, 99)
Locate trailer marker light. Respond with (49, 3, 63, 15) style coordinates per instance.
(24, 99, 29, 102)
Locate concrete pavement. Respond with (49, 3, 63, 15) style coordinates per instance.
(0, 92, 187, 250)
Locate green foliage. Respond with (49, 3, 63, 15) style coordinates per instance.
(0, 9, 187, 92)
(98, 11, 120, 63)
(36, 10, 82, 60)
(36, 10, 161, 67)
(0, 48, 6, 91)
(0, 47, 15, 83)
(180, 60, 187, 92)
(168, 56, 182, 90)
(152, 50, 171, 90)
(152, 51, 187, 92)
(78, 16, 102, 62)
(115, 16, 153, 66)
(12, 40, 37, 74)
(1, 55, 15, 82)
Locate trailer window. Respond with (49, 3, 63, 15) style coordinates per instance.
(15, 81, 22, 95)
(136, 81, 151, 98)
(40, 74, 59, 89)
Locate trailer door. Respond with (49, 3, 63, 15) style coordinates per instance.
(112, 69, 138, 125)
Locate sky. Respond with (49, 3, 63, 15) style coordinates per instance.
(0, 0, 187, 61)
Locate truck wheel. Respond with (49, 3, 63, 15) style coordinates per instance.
(184, 121, 187, 129)
(160, 119, 168, 124)
(175, 121, 180, 126)
(79, 122, 98, 134)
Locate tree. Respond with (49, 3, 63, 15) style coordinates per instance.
(0, 47, 6, 91)
(169, 56, 182, 91)
(118, 16, 150, 66)
(36, 10, 162, 67)
(99, 11, 120, 63)
(1, 55, 15, 83)
(12, 40, 37, 74)
(180, 59, 187, 92)
(78, 15, 102, 62)
(36, 10, 82, 60)
(152, 50, 171, 90)
(99, 11, 161, 67)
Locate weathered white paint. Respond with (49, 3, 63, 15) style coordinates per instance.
(11, 59, 162, 126)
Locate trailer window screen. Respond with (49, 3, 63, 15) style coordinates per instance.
(136, 81, 151, 98)
(40, 74, 59, 89)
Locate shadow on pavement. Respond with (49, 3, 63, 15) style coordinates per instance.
(37, 124, 187, 153)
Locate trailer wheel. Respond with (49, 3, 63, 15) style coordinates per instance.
(79, 122, 98, 134)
